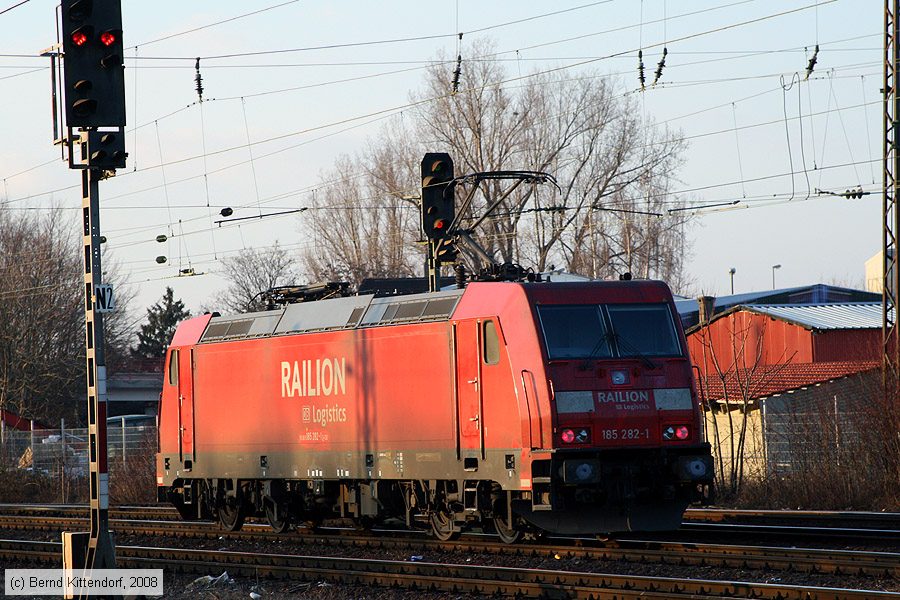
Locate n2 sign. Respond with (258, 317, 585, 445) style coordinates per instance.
(94, 284, 115, 312)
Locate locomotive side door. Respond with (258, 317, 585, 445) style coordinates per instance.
(454, 319, 484, 460)
(177, 347, 195, 468)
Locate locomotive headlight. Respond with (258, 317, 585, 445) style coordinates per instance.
(662, 426, 675, 440)
(561, 429, 576, 443)
(610, 369, 630, 385)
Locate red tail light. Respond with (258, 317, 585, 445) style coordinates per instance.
(560, 428, 591, 444)
(663, 424, 691, 441)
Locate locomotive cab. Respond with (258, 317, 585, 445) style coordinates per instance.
(512, 283, 713, 533)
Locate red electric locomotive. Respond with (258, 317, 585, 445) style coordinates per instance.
(157, 280, 713, 540)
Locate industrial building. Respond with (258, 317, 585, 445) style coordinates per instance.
(685, 291, 885, 479)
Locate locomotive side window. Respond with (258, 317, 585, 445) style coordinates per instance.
(483, 320, 500, 365)
(537, 305, 611, 360)
(606, 304, 682, 357)
(168, 350, 179, 386)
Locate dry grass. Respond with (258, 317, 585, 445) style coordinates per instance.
(108, 447, 157, 504)
(0, 466, 87, 504)
(727, 382, 900, 511)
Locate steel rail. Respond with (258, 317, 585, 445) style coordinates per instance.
(0, 514, 897, 577)
(5, 504, 900, 529)
(679, 522, 900, 542)
(686, 508, 900, 528)
(0, 538, 896, 600)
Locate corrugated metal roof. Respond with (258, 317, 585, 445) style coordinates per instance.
(743, 302, 891, 330)
(674, 284, 881, 316)
(674, 285, 808, 315)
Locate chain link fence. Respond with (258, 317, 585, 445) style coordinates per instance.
(0, 421, 157, 503)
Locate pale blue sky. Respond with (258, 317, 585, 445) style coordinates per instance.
(0, 0, 879, 317)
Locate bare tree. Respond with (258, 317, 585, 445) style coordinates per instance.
(302, 39, 692, 289)
(693, 313, 795, 497)
(301, 154, 422, 289)
(0, 208, 131, 424)
(102, 247, 138, 371)
(212, 243, 301, 313)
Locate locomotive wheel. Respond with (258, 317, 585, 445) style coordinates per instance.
(218, 496, 245, 531)
(265, 501, 291, 533)
(430, 509, 459, 541)
(493, 512, 522, 544)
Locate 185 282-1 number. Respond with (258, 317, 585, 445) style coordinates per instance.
(601, 428, 650, 440)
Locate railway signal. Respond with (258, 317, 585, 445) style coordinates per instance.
(55, 0, 126, 583)
(421, 152, 455, 241)
(85, 129, 126, 169)
(435, 237, 459, 263)
(421, 153, 457, 292)
(61, 0, 126, 128)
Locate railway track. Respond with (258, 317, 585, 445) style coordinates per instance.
(0, 513, 897, 578)
(1, 537, 896, 600)
(686, 508, 900, 529)
(5, 503, 899, 530)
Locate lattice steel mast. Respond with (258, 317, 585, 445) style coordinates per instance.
(884, 0, 900, 386)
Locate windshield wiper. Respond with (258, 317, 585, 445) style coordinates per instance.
(610, 332, 659, 370)
(578, 331, 616, 368)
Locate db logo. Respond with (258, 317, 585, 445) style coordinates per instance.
(302, 406, 311, 423)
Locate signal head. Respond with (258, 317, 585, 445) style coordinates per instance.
(71, 30, 89, 46)
(420, 152, 455, 240)
(61, 0, 126, 128)
(99, 30, 117, 46)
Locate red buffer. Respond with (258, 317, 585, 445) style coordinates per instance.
(157, 280, 713, 540)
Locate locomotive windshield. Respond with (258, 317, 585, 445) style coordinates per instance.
(536, 305, 612, 359)
(537, 303, 682, 360)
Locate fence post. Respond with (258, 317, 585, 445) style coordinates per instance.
(833, 394, 841, 466)
(761, 398, 769, 477)
(121, 416, 126, 471)
(30, 420, 34, 472)
(61, 418, 66, 504)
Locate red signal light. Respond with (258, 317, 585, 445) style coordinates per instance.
(100, 31, 117, 46)
(560, 429, 576, 443)
(434, 218, 447, 230)
(71, 31, 89, 46)
(675, 425, 690, 440)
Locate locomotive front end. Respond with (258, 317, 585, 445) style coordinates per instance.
(519, 283, 713, 534)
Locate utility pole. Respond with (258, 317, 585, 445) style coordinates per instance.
(884, 0, 900, 388)
(55, 0, 127, 592)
